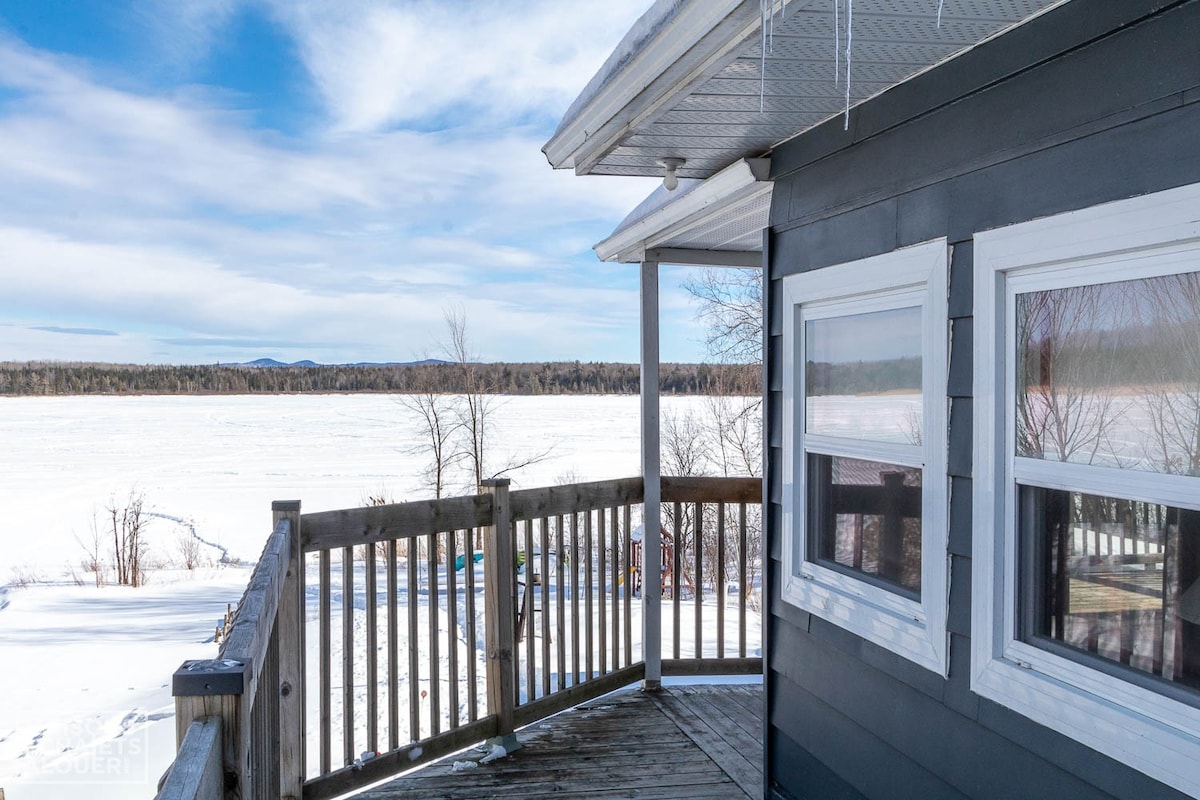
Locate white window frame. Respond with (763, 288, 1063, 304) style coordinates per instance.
(973, 182, 1200, 798)
(781, 238, 949, 675)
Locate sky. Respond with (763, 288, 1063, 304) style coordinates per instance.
(0, 0, 711, 365)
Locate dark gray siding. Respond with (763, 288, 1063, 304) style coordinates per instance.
(764, 1, 1200, 798)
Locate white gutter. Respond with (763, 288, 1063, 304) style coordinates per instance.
(543, 0, 775, 174)
(595, 158, 771, 262)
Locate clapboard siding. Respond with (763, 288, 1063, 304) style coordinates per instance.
(764, 1, 1200, 798)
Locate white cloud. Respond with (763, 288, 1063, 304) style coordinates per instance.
(0, 6, 697, 367)
(264, 0, 651, 133)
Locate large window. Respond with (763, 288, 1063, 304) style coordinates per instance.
(782, 239, 948, 674)
(974, 183, 1200, 797)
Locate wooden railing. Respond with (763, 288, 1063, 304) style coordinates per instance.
(162, 502, 304, 798)
(158, 476, 761, 800)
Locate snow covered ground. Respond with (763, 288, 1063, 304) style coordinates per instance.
(0, 393, 754, 797)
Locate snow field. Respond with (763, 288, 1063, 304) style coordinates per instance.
(0, 394, 760, 797)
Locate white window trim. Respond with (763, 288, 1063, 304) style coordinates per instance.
(973, 182, 1200, 798)
(781, 238, 950, 675)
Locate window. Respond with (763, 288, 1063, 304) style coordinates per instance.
(782, 239, 949, 674)
(974, 183, 1200, 797)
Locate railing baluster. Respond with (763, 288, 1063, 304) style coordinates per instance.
(739, 503, 748, 658)
(342, 546, 355, 767)
(694, 503, 703, 660)
(540, 518, 551, 698)
(319, 549, 331, 775)
(463, 529, 478, 723)
(598, 508, 607, 676)
(610, 506, 620, 671)
(365, 542, 378, 754)
(524, 518, 536, 701)
(673, 502, 682, 660)
(623, 504, 632, 666)
(427, 533, 441, 736)
(717, 502, 726, 659)
(387, 539, 399, 750)
(585, 511, 594, 682)
(569, 512, 580, 686)
(447, 530, 460, 729)
(555, 514, 566, 691)
(407, 539, 420, 741)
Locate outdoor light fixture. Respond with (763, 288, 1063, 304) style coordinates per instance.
(656, 157, 685, 191)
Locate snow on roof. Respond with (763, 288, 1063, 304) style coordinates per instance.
(552, 0, 685, 139)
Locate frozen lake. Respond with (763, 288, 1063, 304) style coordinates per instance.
(0, 394, 713, 576)
(0, 393, 758, 798)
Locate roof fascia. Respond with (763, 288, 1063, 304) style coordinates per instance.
(595, 157, 771, 263)
(544, 0, 767, 174)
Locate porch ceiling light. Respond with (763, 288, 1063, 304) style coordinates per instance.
(656, 157, 685, 191)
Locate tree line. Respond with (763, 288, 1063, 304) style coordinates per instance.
(0, 360, 760, 397)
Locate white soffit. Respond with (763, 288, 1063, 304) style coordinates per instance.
(546, 0, 1069, 180)
(595, 157, 771, 263)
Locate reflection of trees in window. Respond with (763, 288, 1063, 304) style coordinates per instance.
(1136, 272, 1200, 476)
(1016, 284, 1129, 464)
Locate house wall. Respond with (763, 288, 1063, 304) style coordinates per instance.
(764, 1, 1200, 798)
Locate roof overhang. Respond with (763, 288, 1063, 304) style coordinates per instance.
(595, 157, 771, 265)
(546, 0, 1069, 181)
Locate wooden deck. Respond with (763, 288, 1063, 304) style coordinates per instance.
(353, 683, 764, 800)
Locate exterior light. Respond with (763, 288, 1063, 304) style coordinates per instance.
(656, 157, 685, 191)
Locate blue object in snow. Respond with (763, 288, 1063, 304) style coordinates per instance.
(455, 551, 484, 571)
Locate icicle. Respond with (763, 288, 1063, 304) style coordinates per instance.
(760, 0, 768, 112)
(833, 0, 840, 85)
(937, 0, 945, 28)
(843, 0, 853, 130)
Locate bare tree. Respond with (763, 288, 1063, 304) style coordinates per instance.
(1136, 272, 1200, 474)
(103, 489, 149, 587)
(682, 268, 763, 365)
(398, 366, 462, 499)
(443, 307, 493, 489)
(1016, 284, 1127, 465)
(176, 530, 203, 571)
(441, 307, 550, 490)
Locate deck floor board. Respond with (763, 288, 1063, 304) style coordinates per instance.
(352, 683, 763, 800)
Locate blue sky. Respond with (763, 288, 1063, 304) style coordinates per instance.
(0, 0, 708, 364)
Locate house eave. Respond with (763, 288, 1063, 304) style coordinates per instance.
(595, 157, 771, 264)
(542, 0, 762, 174)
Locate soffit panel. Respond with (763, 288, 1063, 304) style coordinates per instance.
(584, 0, 1063, 179)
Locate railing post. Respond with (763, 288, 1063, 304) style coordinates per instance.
(273, 501, 304, 799)
(641, 260, 663, 690)
(481, 478, 520, 753)
(172, 659, 246, 798)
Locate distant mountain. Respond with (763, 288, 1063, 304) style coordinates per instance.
(237, 358, 450, 368)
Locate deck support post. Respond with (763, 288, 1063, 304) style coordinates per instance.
(641, 260, 663, 690)
(171, 659, 246, 799)
(481, 478, 521, 753)
(273, 501, 304, 799)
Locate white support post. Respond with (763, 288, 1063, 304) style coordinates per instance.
(640, 260, 663, 690)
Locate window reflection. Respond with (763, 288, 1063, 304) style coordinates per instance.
(1016, 272, 1200, 474)
(1024, 486, 1200, 694)
(809, 454, 922, 596)
(805, 306, 922, 444)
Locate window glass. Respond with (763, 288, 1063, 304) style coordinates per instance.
(805, 306, 922, 444)
(809, 453, 922, 596)
(1021, 486, 1200, 694)
(1016, 272, 1200, 474)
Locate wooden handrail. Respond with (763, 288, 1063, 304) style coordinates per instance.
(301, 493, 492, 551)
(661, 475, 761, 503)
(155, 717, 222, 800)
(510, 477, 643, 521)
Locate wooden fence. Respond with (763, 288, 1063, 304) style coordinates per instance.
(157, 476, 762, 800)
